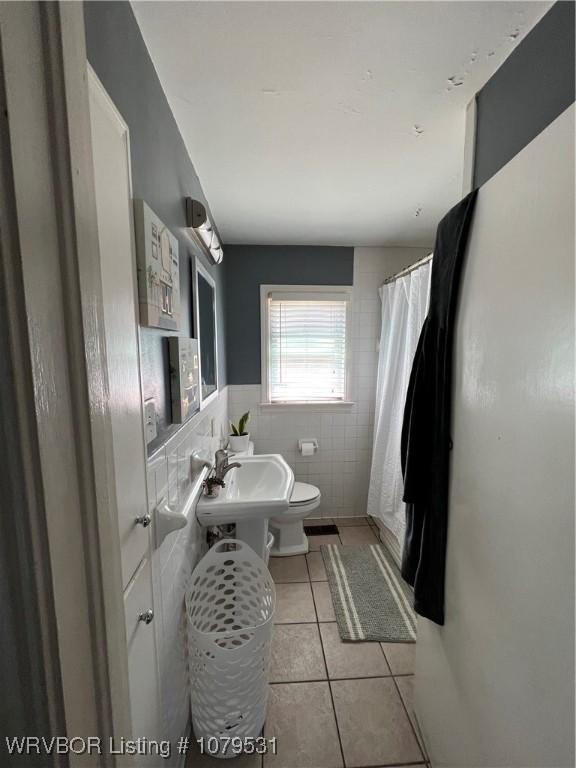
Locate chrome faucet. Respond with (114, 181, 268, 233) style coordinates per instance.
(213, 449, 242, 482)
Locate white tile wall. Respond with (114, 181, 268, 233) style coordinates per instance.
(229, 247, 430, 519)
(146, 387, 228, 765)
(229, 384, 369, 517)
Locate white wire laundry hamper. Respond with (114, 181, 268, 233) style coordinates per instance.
(186, 539, 276, 758)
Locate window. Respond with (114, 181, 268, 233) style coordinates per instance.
(261, 285, 352, 405)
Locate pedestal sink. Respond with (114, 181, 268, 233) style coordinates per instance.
(196, 454, 294, 559)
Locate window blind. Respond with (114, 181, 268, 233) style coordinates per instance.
(267, 293, 349, 402)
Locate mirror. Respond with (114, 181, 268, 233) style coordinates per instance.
(194, 260, 218, 404)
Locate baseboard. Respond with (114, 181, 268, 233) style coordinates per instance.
(372, 519, 403, 568)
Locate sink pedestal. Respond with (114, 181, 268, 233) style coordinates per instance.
(236, 518, 269, 561)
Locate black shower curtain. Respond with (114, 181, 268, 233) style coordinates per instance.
(400, 190, 478, 625)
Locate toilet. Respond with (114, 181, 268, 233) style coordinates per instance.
(269, 481, 321, 557)
(228, 442, 321, 557)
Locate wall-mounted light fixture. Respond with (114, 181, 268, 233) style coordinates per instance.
(185, 197, 223, 265)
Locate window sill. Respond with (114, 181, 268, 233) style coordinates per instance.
(259, 401, 355, 412)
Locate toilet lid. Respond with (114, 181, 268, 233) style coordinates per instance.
(290, 481, 321, 506)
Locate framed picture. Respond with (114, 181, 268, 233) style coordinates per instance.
(134, 199, 180, 330)
(168, 337, 200, 423)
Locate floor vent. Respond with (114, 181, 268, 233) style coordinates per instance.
(305, 524, 339, 536)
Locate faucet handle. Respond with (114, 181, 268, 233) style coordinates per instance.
(190, 452, 212, 477)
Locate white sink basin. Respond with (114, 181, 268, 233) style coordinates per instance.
(196, 454, 294, 526)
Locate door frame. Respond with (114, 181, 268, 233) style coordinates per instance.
(0, 2, 130, 763)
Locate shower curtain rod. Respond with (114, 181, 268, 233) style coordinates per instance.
(382, 253, 433, 286)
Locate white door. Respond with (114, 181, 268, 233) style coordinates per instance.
(88, 66, 160, 748)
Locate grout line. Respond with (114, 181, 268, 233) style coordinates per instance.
(272, 672, 397, 685)
(411, 709, 431, 767)
(271, 672, 404, 686)
(377, 640, 392, 674)
(304, 554, 320, 625)
(270, 677, 328, 686)
(305, 554, 347, 768)
(306, 551, 328, 583)
(391, 674, 427, 764)
(274, 619, 317, 625)
(327, 675, 346, 768)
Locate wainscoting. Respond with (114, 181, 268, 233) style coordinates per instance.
(146, 387, 228, 765)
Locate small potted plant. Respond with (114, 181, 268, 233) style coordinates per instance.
(228, 411, 250, 453)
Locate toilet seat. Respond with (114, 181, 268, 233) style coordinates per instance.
(290, 482, 321, 506)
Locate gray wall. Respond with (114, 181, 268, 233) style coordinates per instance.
(224, 245, 354, 384)
(84, 1, 226, 453)
(474, 0, 575, 188)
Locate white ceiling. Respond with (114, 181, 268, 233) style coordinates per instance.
(132, 1, 550, 247)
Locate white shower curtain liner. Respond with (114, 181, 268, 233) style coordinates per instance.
(367, 260, 432, 548)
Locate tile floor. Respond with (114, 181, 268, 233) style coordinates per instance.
(188, 518, 428, 768)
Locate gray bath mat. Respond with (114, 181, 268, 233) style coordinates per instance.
(321, 543, 416, 642)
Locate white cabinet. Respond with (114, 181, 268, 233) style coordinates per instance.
(88, 65, 161, 749)
(88, 68, 149, 589)
(124, 557, 161, 752)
